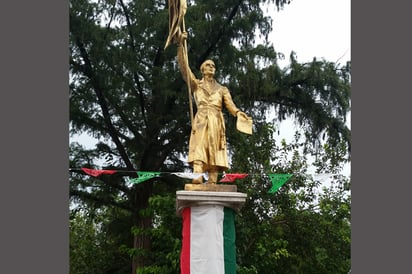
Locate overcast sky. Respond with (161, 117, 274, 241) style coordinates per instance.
(269, 0, 350, 67)
(268, 0, 351, 176)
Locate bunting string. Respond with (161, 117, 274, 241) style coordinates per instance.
(70, 167, 343, 194)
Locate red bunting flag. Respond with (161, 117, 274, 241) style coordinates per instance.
(219, 173, 248, 183)
(81, 168, 117, 177)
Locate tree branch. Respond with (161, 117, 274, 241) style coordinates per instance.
(118, 0, 148, 127)
(197, 0, 243, 68)
(74, 37, 136, 170)
(70, 189, 132, 211)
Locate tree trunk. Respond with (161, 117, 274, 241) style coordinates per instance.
(131, 215, 152, 274)
(130, 182, 153, 274)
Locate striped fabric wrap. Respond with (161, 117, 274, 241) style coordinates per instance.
(180, 205, 236, 274)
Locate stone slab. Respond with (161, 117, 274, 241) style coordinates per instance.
(176, 190, 247, 215)
(184, 183, 237, 192)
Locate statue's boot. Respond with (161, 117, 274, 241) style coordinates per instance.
(192, 161, 204, 184)
(207, 168, 218, 184)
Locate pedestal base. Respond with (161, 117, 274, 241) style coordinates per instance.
(176, 190, 247, 214)
(176, 190, 247, 274)
(184, 183, 237, 192)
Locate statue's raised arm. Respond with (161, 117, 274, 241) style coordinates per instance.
(176, 32, 197, 92)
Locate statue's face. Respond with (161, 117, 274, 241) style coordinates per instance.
(201, 60, 215, 76)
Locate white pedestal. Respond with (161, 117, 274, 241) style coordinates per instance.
(176, 190, 247, 274)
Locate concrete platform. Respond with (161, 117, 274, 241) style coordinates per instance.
(176, 190, 247, 215)
(184, 183, 237, 192)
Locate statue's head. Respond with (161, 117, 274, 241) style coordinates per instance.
(200, 60, 216, 77)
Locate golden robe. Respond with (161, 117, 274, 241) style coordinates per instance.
(177, 49, 240, 170)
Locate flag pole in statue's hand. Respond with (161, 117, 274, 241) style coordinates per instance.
(181, 19, 194, 125)
(165, 0, 194, 125)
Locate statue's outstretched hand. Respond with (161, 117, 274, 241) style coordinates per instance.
(237, 111, 251, 120)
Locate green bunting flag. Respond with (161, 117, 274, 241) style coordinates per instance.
(130, 171, 161, 184)
(268, 174, 292, 193)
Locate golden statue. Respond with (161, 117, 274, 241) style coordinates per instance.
(165, 0, 252, 184)
(176, 32, 252, 184)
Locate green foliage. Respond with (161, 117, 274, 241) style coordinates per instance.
(135, 194, 182, 273)
(69, 0, 350, 273)
(70, 207, 131, 274)
(232, 124, 351, 273)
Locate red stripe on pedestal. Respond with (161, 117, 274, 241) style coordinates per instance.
(180, 207, 191, 274)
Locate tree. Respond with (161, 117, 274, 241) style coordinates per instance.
(70, 206, 131, 274)
(230, 122, 350, 274)
(69, 0, 350, 273)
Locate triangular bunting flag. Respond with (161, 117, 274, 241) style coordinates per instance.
(81, 168, 117, 177)
(172, 172, 206, 180)
(267, 174, 292, 193)
(219, 173, 248, 183)
(313, 173, 338, 182)
(130, 171, 161, 184)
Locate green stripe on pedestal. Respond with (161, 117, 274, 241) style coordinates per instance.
(224, 207, 236, 274)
